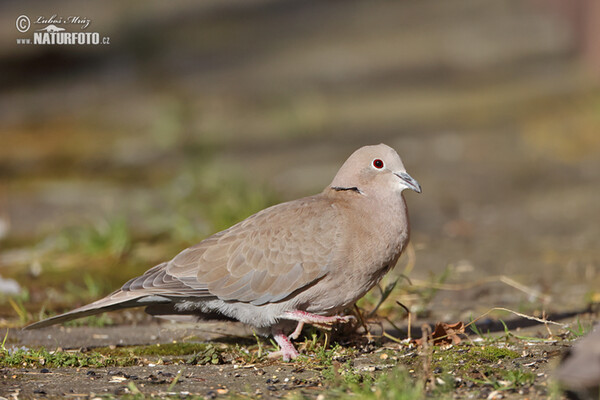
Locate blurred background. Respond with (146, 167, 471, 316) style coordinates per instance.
(0, 0, 599, 328)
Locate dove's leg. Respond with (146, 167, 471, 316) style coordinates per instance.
(269, 329, 299, 362)
(283, 310, 355, 327)
(289, 321, 305, 340)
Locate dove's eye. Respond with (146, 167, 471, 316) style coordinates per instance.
(372, 159, 384, 169)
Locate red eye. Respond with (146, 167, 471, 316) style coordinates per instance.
(372, 159, 384, 169)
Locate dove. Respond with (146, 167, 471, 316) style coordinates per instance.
(25, 144, 421, 361)
(555, 323, 600, 399)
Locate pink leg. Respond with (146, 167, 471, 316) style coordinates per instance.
(283, 310, 355, 327)
(289, 321, 305, 340)
(269, 329, 299, 362)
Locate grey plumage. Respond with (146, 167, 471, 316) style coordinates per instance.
(555, 323, 600, 399)
(25, 144, 421, 360)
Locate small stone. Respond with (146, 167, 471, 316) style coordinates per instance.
(40, 368, 50, 374)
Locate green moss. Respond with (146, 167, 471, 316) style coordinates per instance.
(431, 344, 519, 374)
(0, 346, 137, 368)
(474, 345, 519, 361)
(0, 341, 227, 369)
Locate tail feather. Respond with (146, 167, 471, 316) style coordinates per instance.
(24, 291, 170, 330)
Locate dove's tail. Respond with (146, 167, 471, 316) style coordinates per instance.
(23, 291, 169, 330)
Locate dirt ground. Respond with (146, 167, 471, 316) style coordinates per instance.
(0, 318, 586, 399)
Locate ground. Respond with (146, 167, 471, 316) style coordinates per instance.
(0, 319, 590, 399)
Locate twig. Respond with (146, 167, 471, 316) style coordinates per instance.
(541, 310, 554, 338)
(396, 301, 412, 340)
(420, 324, 433, 390)
(354, 304, 373, 342)
(382, 331, 404, 344)
(464, 307, 568, 331)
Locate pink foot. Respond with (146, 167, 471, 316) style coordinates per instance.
(270, 329, 299, 361)
(268, 312, 355, 361)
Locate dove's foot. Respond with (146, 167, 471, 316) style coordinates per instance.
(270, 329, 299, 362)
(269, 312, 355, 361)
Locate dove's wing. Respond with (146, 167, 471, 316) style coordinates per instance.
(25, 195, 343, 330)
(120, 194, 343, 305)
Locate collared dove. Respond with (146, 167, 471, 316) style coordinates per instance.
(555, 323, 600, 399)
(25, 144, 421, 361)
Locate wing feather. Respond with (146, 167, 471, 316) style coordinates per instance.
(165, 195, 342, 304)
(108, 195, 341, 305)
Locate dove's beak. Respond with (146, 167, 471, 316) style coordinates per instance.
(395, 172, 422, 193)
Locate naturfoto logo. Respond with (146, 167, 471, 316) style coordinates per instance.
(16, 14, 110, 46)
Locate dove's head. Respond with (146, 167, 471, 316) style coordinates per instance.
(330, 144, 421, 195)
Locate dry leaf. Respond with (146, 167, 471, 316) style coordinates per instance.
(412, 321, 465, 346)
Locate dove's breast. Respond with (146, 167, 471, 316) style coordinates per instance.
(293, 191, 410, 314)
